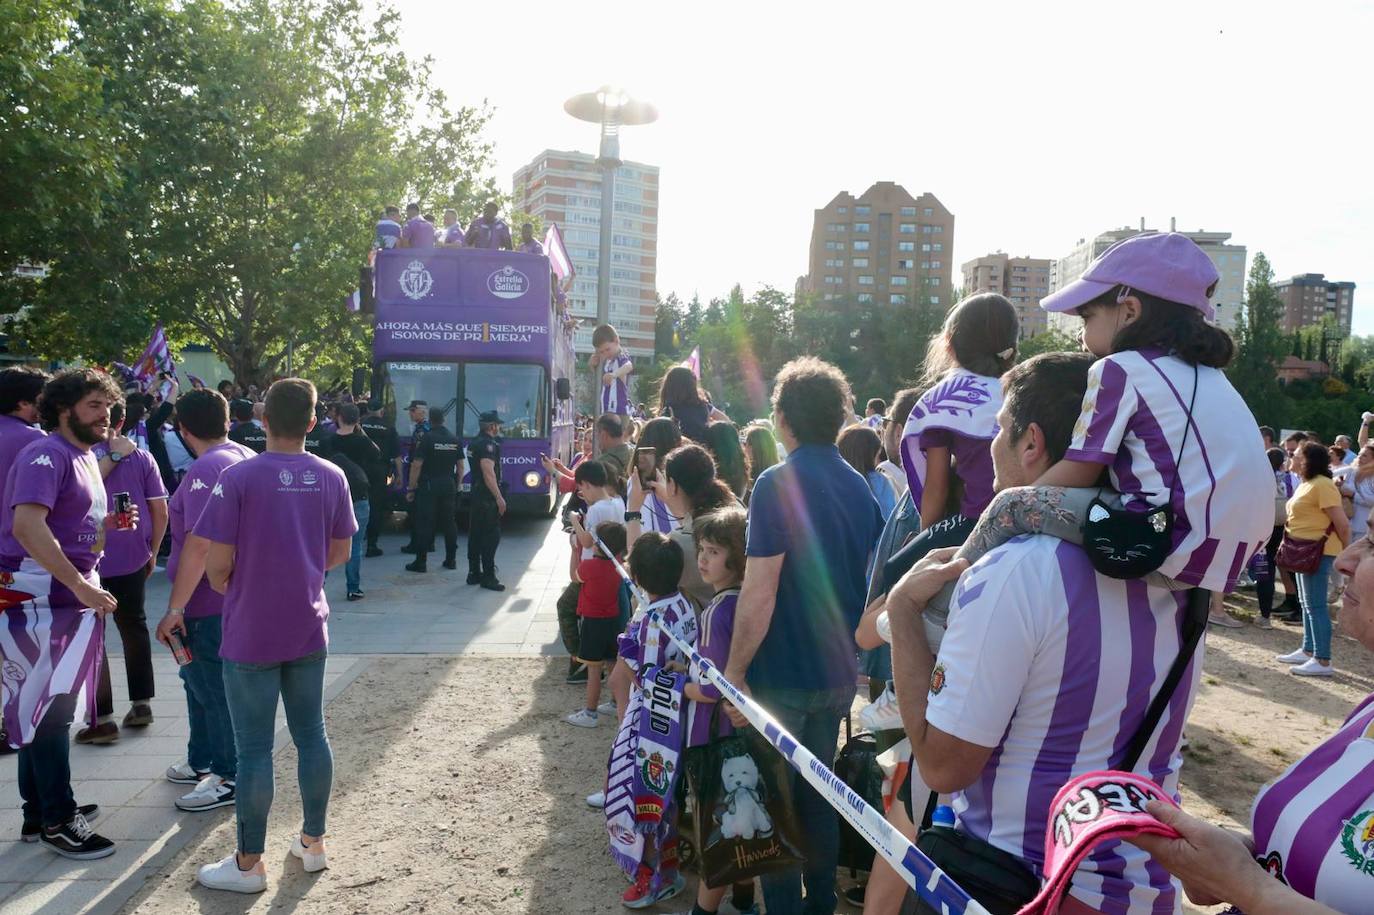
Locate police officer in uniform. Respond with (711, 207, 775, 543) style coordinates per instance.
(404, 406, 463, 572)
(400, 399, 431, 554)
(467, 411, 506, 591)
(359, 399, 400, 556)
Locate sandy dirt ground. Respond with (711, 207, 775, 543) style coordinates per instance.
(118, 596, 1373, 915)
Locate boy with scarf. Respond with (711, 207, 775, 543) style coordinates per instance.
(604, 533, 697, 909)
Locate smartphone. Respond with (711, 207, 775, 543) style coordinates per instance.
(634, 447, 656, 485)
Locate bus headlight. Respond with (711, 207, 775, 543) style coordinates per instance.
(524, 471, 542, 489)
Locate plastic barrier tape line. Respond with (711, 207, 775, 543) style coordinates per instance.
(592, 531, 989, 915)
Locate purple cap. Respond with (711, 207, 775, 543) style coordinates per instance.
(1041, 233, 1220, 320)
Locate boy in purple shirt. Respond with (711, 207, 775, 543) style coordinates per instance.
(192, 379, 356, 893)
(399, 202, 435, 249)
(77, 402, 168, 745)
(592, 324, 634, 420)
(1, 368, 126, 860)
(154, 389, 256, 813)
(680, 506, 758, 915)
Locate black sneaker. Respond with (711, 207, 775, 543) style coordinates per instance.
(23, 804, 99, 842)
(480, 577, 505, 592)
(441, 558, 457, 570)
(843, 884, 866, 907)
(404, 560, 427, 573)
(566, 663, 589, 685)
(466, 572, 482, 585)
(40, 814, 115, 860)
(123, 703, 154, 728)
(365, 546, 383, 557)
(400, 543, 417, 554)
(74, 721, 119, 745)
(347, 591, 363, 601)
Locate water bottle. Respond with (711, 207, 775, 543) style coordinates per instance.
(931, 804, 956, 830)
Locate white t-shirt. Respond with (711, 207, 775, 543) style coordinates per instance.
(1064, 350, 1274, 593)
(926, 534, 1201, 915)
(581, 495, 626, 560)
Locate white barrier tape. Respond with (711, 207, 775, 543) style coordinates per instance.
(594, 531, 989, 915)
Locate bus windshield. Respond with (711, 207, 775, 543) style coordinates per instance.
(462, 363, 547, 440)
(385, 361, 458, 438)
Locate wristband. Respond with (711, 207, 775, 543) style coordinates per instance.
(168, 607, 185, 615)
(624, 511, 642, 522)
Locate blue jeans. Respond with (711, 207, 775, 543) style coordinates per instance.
(752, 684, 856, 915)
(346, 500, 370, 593)
(179, 615, 236, 780)
(222, 648, 333, 854)
(17, 693, 77, 828)
(1297, 555, 1335, 661)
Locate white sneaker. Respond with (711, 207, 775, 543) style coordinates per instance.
(175, 774, 236, 811)
(1255, 617, 1274, 630)
(165, 761, 210, 785)
(597, 700, 617, 716)
(290, 834, 328, 872)
(858, 683, 903, 733)
(586, 791, 605, 809)
(564, 708, 599, 728)
(1291, 658, 1334, 678)
(1276, 648, 1313, 664)
(197, 853, 267, 893)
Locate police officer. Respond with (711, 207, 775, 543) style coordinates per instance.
(400, 399, 430, 555)
(359, 399, 399, 556)
(404, 406, 463, 573)
(467, 410, 506, 591)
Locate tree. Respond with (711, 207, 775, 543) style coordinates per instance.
(1228, 253, 1292, 428)
(12, 0, 499, 384)
(1017, 328, 1080, 360)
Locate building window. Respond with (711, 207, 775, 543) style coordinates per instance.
(932, 243, 943, 252)
(825, 241, 845, 251)
(923, 207, 934, 216)
(931, 260, 941, 269)
(853, 240, 870, 251)
(929, 295, 940, 305)
(837, 206, 847, 214)
(890, 294, 907, 304)
(920, 225, 933, 234)
(857, 293, 874, 304)
(858, 275, 874, 286)
(897, 241, 915, 252)
(854, 222, 870, 233)
(852, 257, 869, 268)
(899, 223, 916, 233)
(897, 259, 914, 269)
(920, 260, 930, 269)
(891, 276, 908, 286)
(927, 277, 941, 286)
(932, 225, 944, 234)
(855, 205, 871, 215)
(900, 206, 917, 217)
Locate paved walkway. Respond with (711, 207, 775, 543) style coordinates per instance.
(0, 516, 569, 914)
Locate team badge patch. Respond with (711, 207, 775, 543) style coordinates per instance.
(1339, 809, 1374, 877)
(929, 663, 947, 696)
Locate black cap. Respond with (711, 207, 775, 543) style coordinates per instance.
(479, 410, 503, 425)
(367, 398, 383, 412)
(406, 399, 427, 410)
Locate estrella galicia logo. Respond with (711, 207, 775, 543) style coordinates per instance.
(399, 259, 434, 301)
(487, 265, 529, 300)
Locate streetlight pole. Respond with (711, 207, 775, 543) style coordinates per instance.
(564, 87, 657, 329)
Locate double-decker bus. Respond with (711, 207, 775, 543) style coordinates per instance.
(370, 247, 575, 515)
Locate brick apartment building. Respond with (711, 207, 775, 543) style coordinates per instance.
(961, 253, 1053, 339)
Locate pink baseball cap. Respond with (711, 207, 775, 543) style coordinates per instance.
(1041, 233, 1220, 321)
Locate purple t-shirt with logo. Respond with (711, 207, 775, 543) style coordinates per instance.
(443, 223, 465, 245)
(0, 415, 45, 489)
(194, 452, 356, 663)
(401, 217, 436, 249)
(0, 437, 107, 604)
(94, 444, 167, 577)
(168, 441, 256, 617)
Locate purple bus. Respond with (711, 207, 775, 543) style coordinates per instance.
(371, 247, 575, 514)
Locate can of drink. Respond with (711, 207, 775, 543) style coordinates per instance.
(167, 630, 193, 666)
(113, 492, 134, 530)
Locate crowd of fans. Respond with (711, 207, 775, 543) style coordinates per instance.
(4, 232, 1372, 915)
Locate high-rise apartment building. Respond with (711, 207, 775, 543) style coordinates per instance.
(961, 253, 1052, 339)
(512, 149, 659, 358)
(801, 182, 954, 309)
(1274, 274, 1356, 336)
(1047, 220, 1246, 334)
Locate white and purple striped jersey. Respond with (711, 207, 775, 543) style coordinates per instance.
(1249, 693, 1374, 912)
(927, 535, 1202, 914)
(626, 475, 680, 535)
(1064, 349, 1274, 593)
(600, 352, 633, 416)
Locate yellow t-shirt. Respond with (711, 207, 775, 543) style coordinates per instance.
(1286, 476, 1343, 556)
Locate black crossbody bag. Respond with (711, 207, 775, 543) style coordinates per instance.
(905, 587, 1211, 915)
(1082, 363, 1198, 580)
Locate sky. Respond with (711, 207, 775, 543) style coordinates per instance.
(398, 0, 1374, 333)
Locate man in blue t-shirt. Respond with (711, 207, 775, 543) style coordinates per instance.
(724, 356, 884, 915)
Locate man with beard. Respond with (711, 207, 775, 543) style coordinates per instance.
(0, 369, 126, 859)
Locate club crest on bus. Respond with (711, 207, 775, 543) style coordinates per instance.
(487, 265, 529, 300)
(400, 259, 434, 300)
